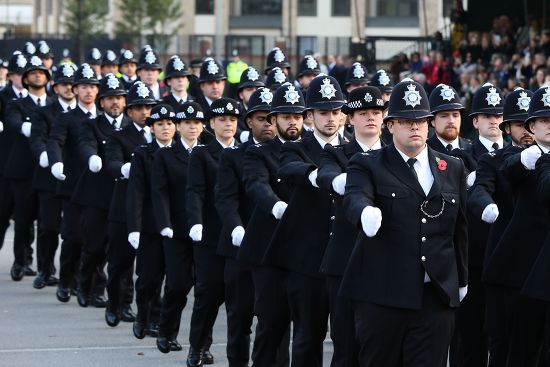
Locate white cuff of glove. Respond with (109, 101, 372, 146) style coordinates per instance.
(0, 121, 4, 133)
(39, 151, 49, 168)
(128, 232, 140, 249)
(160, 227, 173, 238)
(520, 145, 542, 170)
(21, 122, 32, 137)
(51, 162, 66, 181)
(271, 201, 288, 220)
(189, 224, 203, 242)
(231, 225, 245, 247)
(361, 206, 382, 237)
(121, 162, 131, 179)
(459, 285, 468, 302)
(481, 203, 499, 223)
(239, 130, 250, 143)
(466, 170, 476, 188)
(308, 168, 319, 188)
(88, 155, 102, 173)
(331, 173, 347, 195)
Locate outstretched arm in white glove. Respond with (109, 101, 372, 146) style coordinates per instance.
(360, 206, 382, 237)
(231, 226, 245, 247)
(331, 173, 347, 195)
(189, 224, 203, 242)
(128, 232, 140, 249)
(271, 201, 288, 220)
(521, 145, 542, 170)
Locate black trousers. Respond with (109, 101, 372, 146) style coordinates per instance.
(224, 258, 255, 367)
(159, 237, 194, 340)
(484, 285, 510, 367)
(106, 221, 135, 312)
(0, 174, 13, 251)
(455, 267, 487, 367)
(353, 283, 455, 367)
(79, 206, 108, 295)
(36, 191, 61, 275)
(11, 179, 36, 266)
(327, 275, 360, 367)
(135, 232, 164, 325)
(189, 244, 225, 351)
(58, 200, 83, 289)
(251, 266, 291, 367)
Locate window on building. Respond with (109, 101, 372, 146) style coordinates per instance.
(376, 0, 418, 17)
(332, 0, 350, 16)
(241, 0, 282, 15)
(46, 0, 52, 15)
(196, 0, 214, 14)
(442, 0, 453, 17)
(298, 0, 317, 16)
(35, 0, 41, 16)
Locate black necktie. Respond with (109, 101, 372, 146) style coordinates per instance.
(66, 105, 71, 112)
(446, 144, 453, 153)
(36, 97, 41, 106)
(18, 92, 23, 99)
(407, 158, 419, 181)
(492, 142, 499, 151)
(86, 111, 92, 118)
(140, 129, 147, 143)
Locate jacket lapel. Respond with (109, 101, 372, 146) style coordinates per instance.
(385, 145, 426, 197)
(426, 148, 446, 200)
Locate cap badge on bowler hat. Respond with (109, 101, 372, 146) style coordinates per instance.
(106, 50, 116, 61)
(226, 102, 234, 111)
(207, 59, 219, 75)
(123, 50, 134, 59)
(260, 88, 273, 104)
(353, 63, 365, 78)
(542, 88, 550, 107)
(516, 91, 531, 111)
(187, 106, 194, 114)
(39, 42, 50, 55)
(364, 93, 373, 102)
(144, 51, 157, 64)
(107, 74, 120, 89)
(91, 48, 101, 60)
(173, 57, 184, 71)
(403, 83, 422, 108)
(378, 70, 390, 86)
(274, 49, 285, 63)
(16, 54, 27, 68)
(29, 55, 42, 66)
(274, 68, 286, 83)
(247, 67, 260, 81)
(82, 64, 94, 79)
(440, 85, 455, 101)
(136, 82, 150, 98)
(319, 78, 337, 99)
(160, 106, 168, 114)
(284, 85, 301, 104)
(486, 87, 502, 107)
(306, 56, 318, 69)
(62, 64, 75, 77)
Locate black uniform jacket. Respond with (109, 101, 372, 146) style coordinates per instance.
(340, 144, 468, 310)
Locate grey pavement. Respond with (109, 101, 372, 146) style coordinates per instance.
(0, 225, 334, 366)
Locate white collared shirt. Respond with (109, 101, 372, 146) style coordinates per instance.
(78, 103, 97, 118)
(395, 145, 434, 196)
(356, 138, 382, 152)
(217, 138, 235, 149)
(58, 98, 76, 112)
(12, 85, 27, 98)
(181, 138, 198, 151)
(172, 93, 188, 104)
(133, 122, 152, 143)
(122, 74, 137, 83)
(28, 93, 47, 106)
(538, 142, 550, 154)
(156, 139, 171, 148)
(437, 135, 460, 150)
(478, 135, 503, 152)
(205, 96, 215, 106)
(149, 83, 160, 100)
(105, 113, 124, 129)
(313, 131, 339, 148)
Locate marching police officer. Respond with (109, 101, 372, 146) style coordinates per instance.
(136, 47, 166, 101)
(195, 57, 227, 144)
(294, 55, 321, 96)
(119, 49, 138, 91)
(264, 67, 288, 92)
(317, 86, 387, 367)
(341, 78, 468, 367)
(161, 55, 194, 110)
(265, 47, 291, 76)
(100, 50, 119, 77)
(86, 48, 103, 79)
(343, 62, 369, 94)
(235, 66, 265, 142)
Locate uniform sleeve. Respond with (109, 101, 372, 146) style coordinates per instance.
(79, 119, 98, 162)
(29, 107, 48, 159)
(126, 148, 146, 233)
(536, 154, 550, 205)
(151, 150, 172, 231)
(467, 153, 497, 218)
(5, 99, 23, 133)
(215, 149, 243, 229)
(500, 147, 529, 187)
(243, 145, 282, 214)
(317, 145, 344, 192)
(343, 153, 376, 229)
(277, 141, 316, 186)
(186, 147, 207, 228)
(105, 131, 125, 178)
(46, 113, 68, 164)
(453, 159, 469, 287)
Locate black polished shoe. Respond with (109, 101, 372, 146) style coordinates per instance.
(202, 350, 214, 365)
(105, 308, 120, 327)
(170, 339, 183, 351)
(32, 272, 47, 289)
(91, 295, 108, 308)
(45, 275, 58, 286)
(156, 336, 170, 354)
(121, 305, 136, 322)
(76, 290, 89, 307)
(186, 347, 203, 367)
(56, 286, 71, 303)
(23, 265, 37, 276)
(147, 322, 159, 337)
(10, 263, 24, 281)
(133, 320, 147, 339)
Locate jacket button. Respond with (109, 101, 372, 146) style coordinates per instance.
(277, 178, 281, 182)
(329, 232, 333, 236)
(421, 236, 426, 242)
(102, 140, 106, 144)
(131, 153, 134, 156)
(421, 256, 426, 262)
(391, 193, 396, 197)
(330, 216, 335, 220)
(421, 218, 427, 224)
(451, 199, 456, 203)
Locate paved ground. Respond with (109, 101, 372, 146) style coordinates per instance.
(0, 225, 334, 366)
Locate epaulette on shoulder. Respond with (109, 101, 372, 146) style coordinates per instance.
(488, 152, 496, 157)
(229, 145, 239, 150)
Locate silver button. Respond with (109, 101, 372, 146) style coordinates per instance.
(421, 256, 426, 262)
(451, 199, 456, 203)
(102, 140, 106, 144)
(330, 216, 335, 220)
(131, 153, 134, 156)
(421, 237, 426, 242)
(421, 218, 427, 224)
(277, 178, 281, 182)
(329, 232, 333, 236)
(391, 193, 396, 197)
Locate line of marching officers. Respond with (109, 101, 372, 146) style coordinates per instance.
(3, 43, 550, 367)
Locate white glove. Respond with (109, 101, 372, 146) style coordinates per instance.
(0, 121, 3, 133)
(240, 130, 250, 143)
(481, 203, 499, 223)
(88, 155, 102, 173)
(520, 145, 542, 170)
(231, 226, 245, 247)
(459, 285, 468, 302)
(160, 227, 173, 238)
(128, 232, 140, 249)
(271, 201, 288, 220)
(360, 206, 382, 237)
(466, 171, 476, 188)
(308, 168, 319, 188)
(189, 224, 203, 242)
(39, 151, 49, 168)
(121, 162, 131, 179)
(51, 162, 66, 181)
(331, 173, 347, 195)
(21, 122, 32, 137)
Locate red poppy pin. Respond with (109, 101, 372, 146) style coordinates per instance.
(436, 157, 447, 171)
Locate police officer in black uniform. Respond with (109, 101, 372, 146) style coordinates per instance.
(264, 67, 288, 92)
(100, 50, 119, 77)
(235, 66, 265, 143)
(136, 47, 167, 101)
(317, 86, 387, 367)
(5, 55, 53, 280)
(119, 49, 138, 91)
(195, 58, 227, 144)
(343, 62, 369, 95)
(86, 48, 103, 80)
(294, 55, 320, 96)
(161, 55, 194, 110)
(264, 47, 291, 76)
(29, 63, 78, 289)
